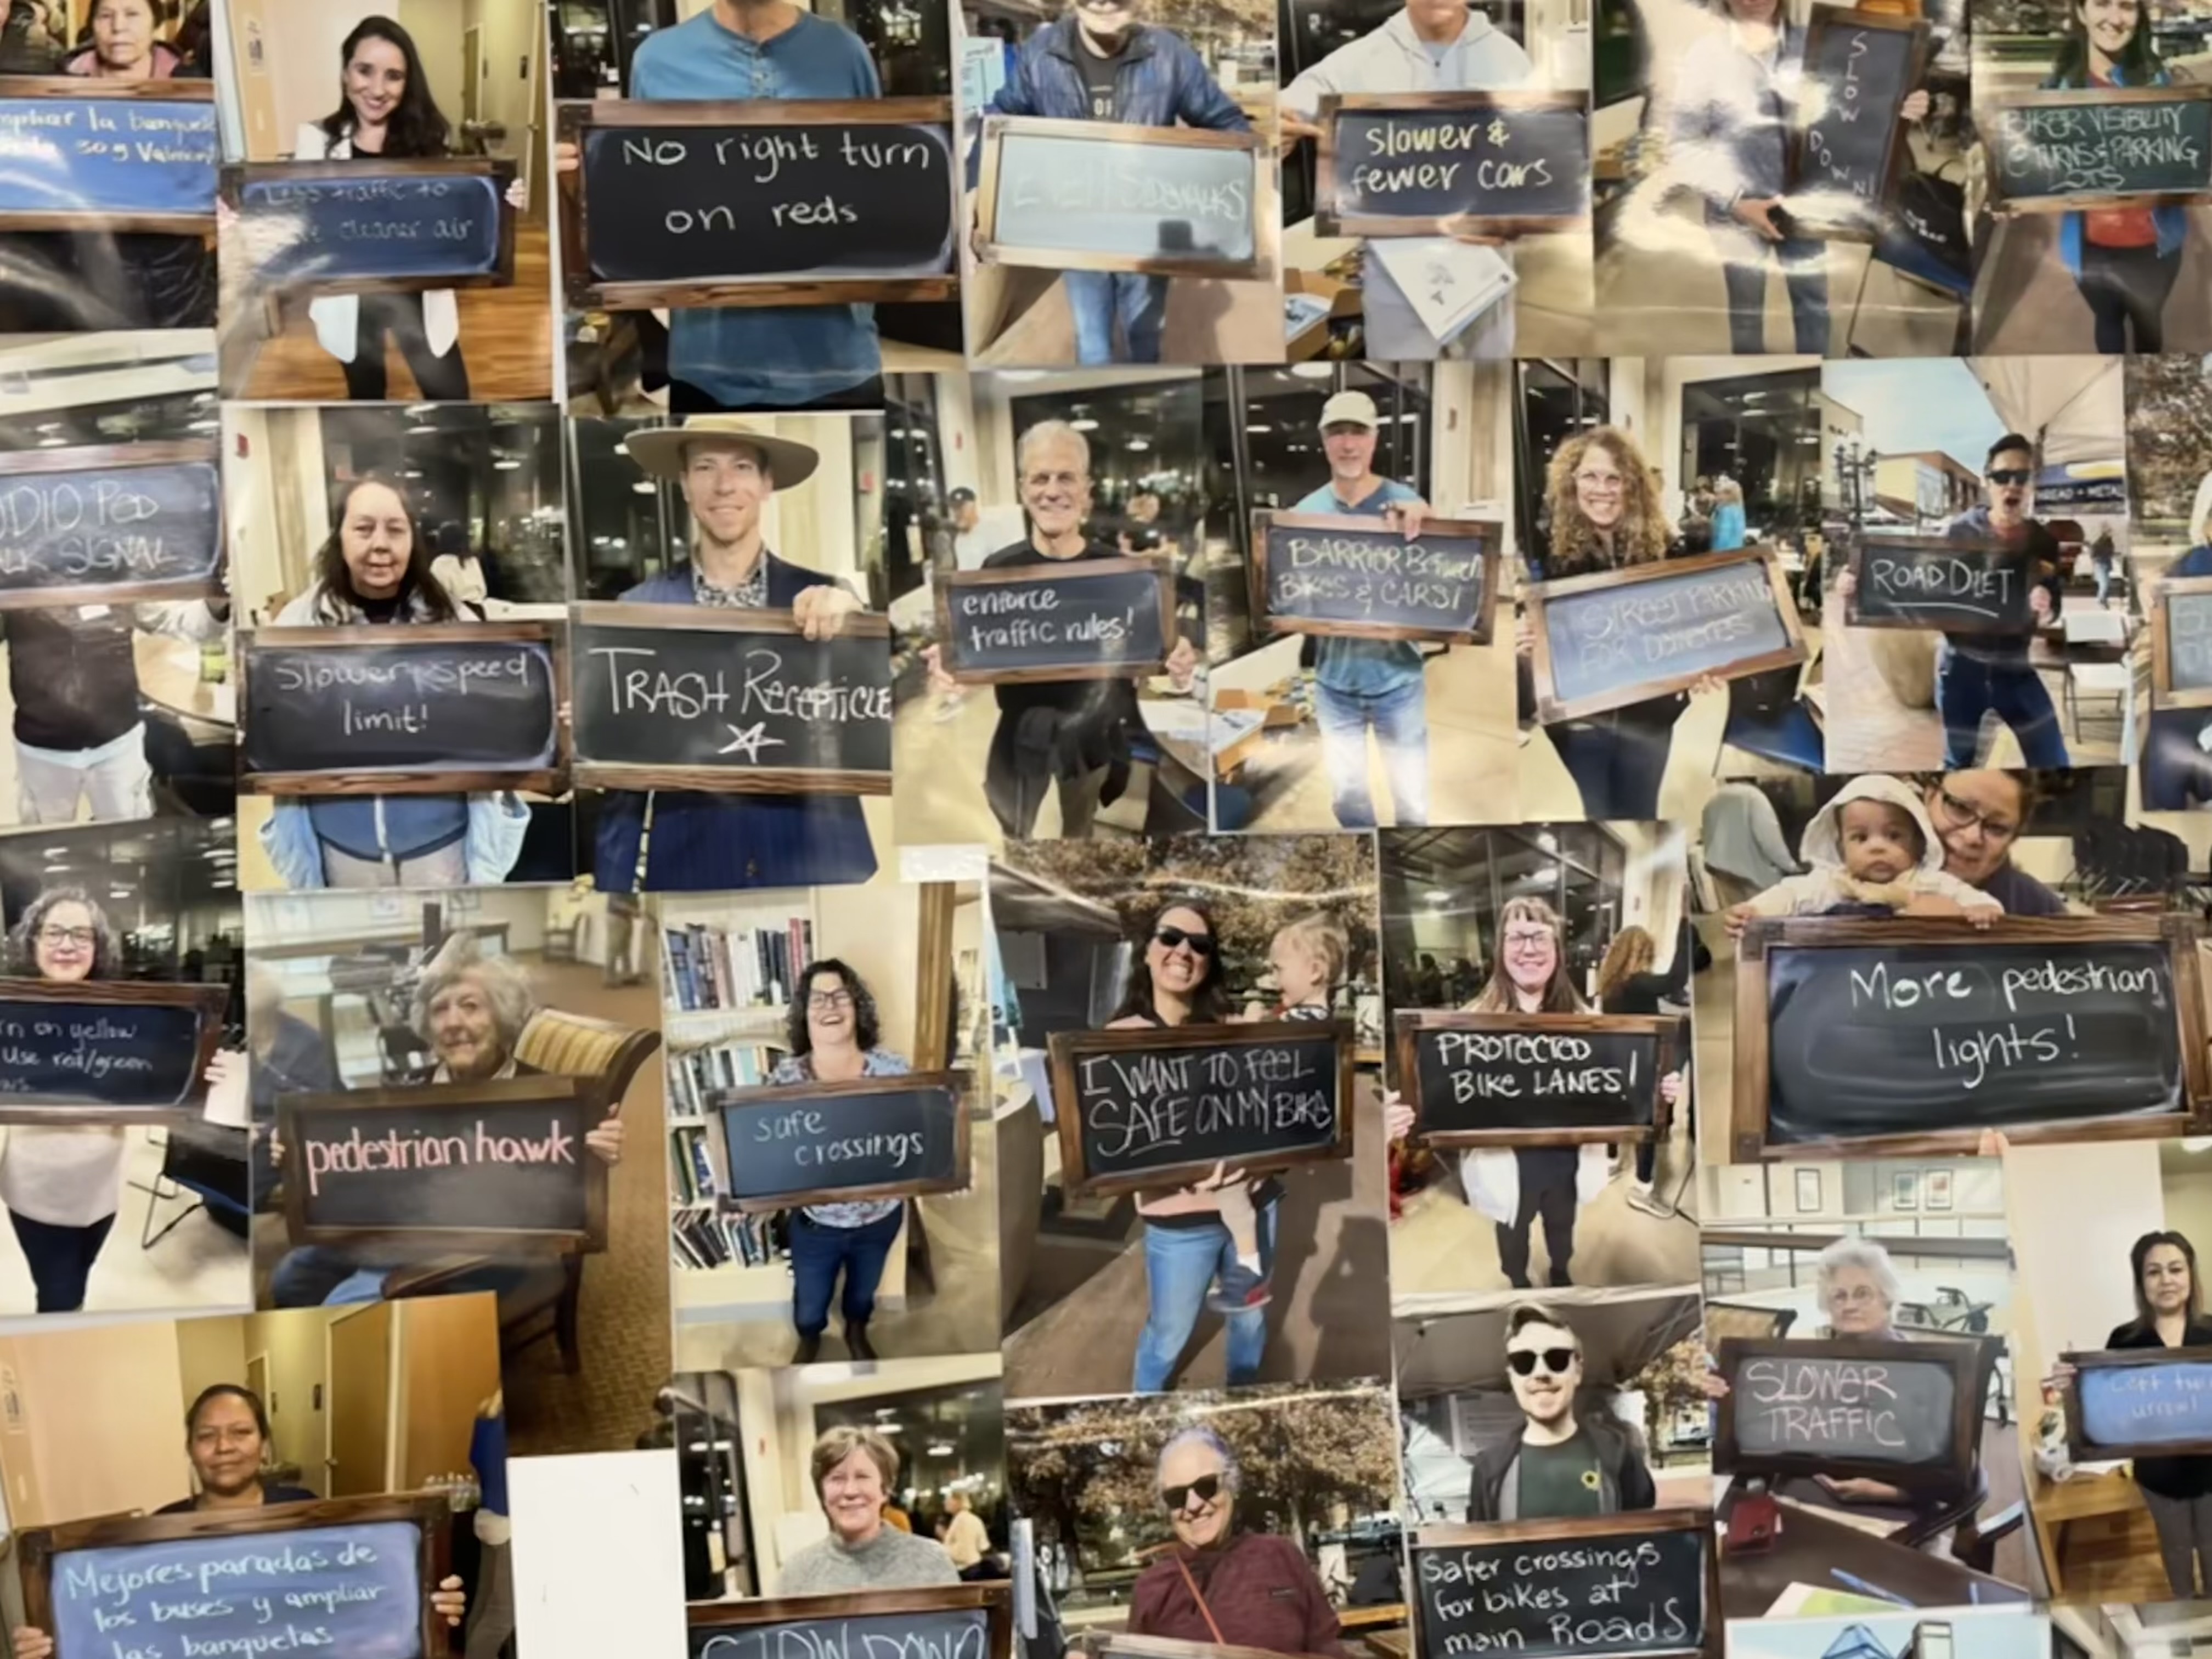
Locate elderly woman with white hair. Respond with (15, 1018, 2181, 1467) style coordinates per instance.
(268, 933, 623, 1306)
(2143, 471, 2212, 810)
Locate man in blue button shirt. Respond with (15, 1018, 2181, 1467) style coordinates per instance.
(1290, 390, 1436, 828)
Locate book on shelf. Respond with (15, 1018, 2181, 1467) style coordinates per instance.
(661, 916, 815, 1013)
(669, 1206, 787, 1272)
(667, 1040, 788, 1120)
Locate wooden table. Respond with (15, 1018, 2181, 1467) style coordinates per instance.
(1719, 1502, 2032, 1617)
(136, 631, 235, 727)
(2029, 1467, 2146, 1598)
(1363, 1630, 1410, 1659)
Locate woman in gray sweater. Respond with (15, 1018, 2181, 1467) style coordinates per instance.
(776, 1426, 961, 1594)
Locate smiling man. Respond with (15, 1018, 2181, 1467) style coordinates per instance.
(1466, 1305, 1657, 1521)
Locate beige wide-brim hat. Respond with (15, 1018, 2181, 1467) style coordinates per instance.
(623, 415, 820, 489)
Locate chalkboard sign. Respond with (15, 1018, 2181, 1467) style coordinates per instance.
(2063, 1347, 2212, 1459)
(0, 979, 227, 1124)
(713, 1071, 971, 1212)
(571, 602, 893, 795)
(0, 441, 222, 610)
(1410, 1513, 1718, 1659)
(1731, 916, 2210, 1160)
(1844, 533, 2037, 634)
(1314, 92, 1592, 238)
(238, 624, 566, 796)
(224, 158, 517, 295)
(977, 115, 1269, 281)
(1785, 11, 1931, 239)
(1985, 87, 2212, 212)
(559, 99, 960, 309)
(1250, 511, 1500, 644)
(689, 1587, 1011, 1659)
(935, 558, 1174, 684)
(1045, 1020, 1355, 1198)
(279, 1076, 611, 1255)
(1393, 1011, 1681, 1148)
(1714, 1337, 1980, 1491)
(0, 76, 216, 233)
(2152, 576, 2212, 710)
(1526, 550, 1807, 723)
(21, 1494, 450, 1659)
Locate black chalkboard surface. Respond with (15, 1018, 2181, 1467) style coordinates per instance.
(1845, 533, 2036, 633)
(1411, 1513, 1716, 1659)
(1395, 1011, 1680, 1147)
(2154, 577, 2212, 710)
(1047, 1020, 1355, 1198)
(1987, 87, 2212, 211)
(1251, 511, 1500, 644)
(0, 442, 223, 610)
(689, 1589, 1009, 1659)
(1732, 916, 2210, 1159)
(0, 979, 227, 1122)
(238, 624, 565, 795)
(225, 159, 517, 294)
(0, 77, 217, 232)
(1715, 1338, 1980, 1491)
(561, 99, 960, 309)
(978, 115, 1267, 280)
(1786, 12, 1930, 238)
(572, 602, 894, 795)
(714, 1072, 970, 1212)
(1527, 550, 1807, 723)
(935, 558, 1174, 684)
(1316, 92, 1591, 237)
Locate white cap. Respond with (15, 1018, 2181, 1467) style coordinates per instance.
(1318, 391, 1380, 432)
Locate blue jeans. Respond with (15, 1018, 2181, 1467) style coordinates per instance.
(1719, 229, 1830, 355)
(1314, 677, 1429, 828)
(1132, 1198, 1279, 1393)
(1548, 716, 1669, 821)
(790, 1208, 903, 1338)
(1935, 650, 2069, 769)
(10, 1211, 113, 1313)
(273, 1246, 527, 1307)
(1064, 271, 1169, 364)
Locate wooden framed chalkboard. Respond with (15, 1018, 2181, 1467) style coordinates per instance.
(236, 622, 568, 797)
(1393, 1009, 1681, 1148)
(0, 439, 223, 610)
(711, 1070, 972, 1213)
(935, 557, 1175, 685)
(1250, 511, 1500, 644)
(1784, 10, 1931, 241)
(20, 1493, 452, 1659)
(975, 115, 1271, 281)
(221, 157, 519, 296)
(1713, 1336, 1982, 1493)
(2061, 1346, 2212, 1460)
(689, 1586, 1012, 1659)
(1525, 549, 1807, 723)
(558, 98, 961, 309)
(0, 76, 217, 233)
(0, 978, 228, 1124)
(571, 601, 894, 795)
(1843, 533, 2037, 634)
(1313, 91, 1592, 239)
(1409, 1511, 1719, 1659)
(2151, 575, 2212, 710)
(1045, 1019, 1355, 1198)
(1078, 1635, 1307, 1659)
(1984, 87, 2212, 213)
(1730, 915, 2211, 1160)
(278, 1075, 612, 1256)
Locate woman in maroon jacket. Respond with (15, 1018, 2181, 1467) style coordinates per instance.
(1127, 1426, 1350, 1659)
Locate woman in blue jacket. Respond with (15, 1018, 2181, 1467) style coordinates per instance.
(1709, 477, 1747, 551)
(2145, 471, 2212, 809)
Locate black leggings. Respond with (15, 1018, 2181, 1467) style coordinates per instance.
(345, 294, 470, 402)
(2077, 242, 2181, 354)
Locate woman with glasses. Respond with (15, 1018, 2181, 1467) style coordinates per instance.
(1468, 1303, 1656, 1520)
(1922, 771, 2066, 915)
(2143, 473, 2212, 811)
(767, 961, 909, 1365)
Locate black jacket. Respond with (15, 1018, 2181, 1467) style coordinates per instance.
(1465, 1416, 1656, 1522)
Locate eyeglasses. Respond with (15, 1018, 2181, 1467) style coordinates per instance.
(1985, 467, 2033, 487)
(36, 926, 94, 947)
(1829, 1284, 1886, 1308)
(1507, 1347, 1577, 1376)
(807, 989, 855, 1012)
(1503, 929, 1553, 950)
(1931, 787, 2019, 841)
(1574, 472, 1626, 493)
(1161, 1474, 1222, 1509)
(1154, 926, 1215, 957)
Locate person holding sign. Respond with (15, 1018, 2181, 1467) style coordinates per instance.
(1466, 1304, 1657, 1520)
(776, 1426, 962, 1592)
(1596, 921, 1708, 1218)
(1923, 770, 2067, 914)
(2143, 475, 2212, 810)
(1721, 774, 2003, 930)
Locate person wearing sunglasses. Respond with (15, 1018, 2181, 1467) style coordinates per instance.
(1921, 770, 2066, 916)
(1128, 1426, 1348, 1656)
(1467, 1304, 1656, 1521)
(2143, 472, 2212, 811)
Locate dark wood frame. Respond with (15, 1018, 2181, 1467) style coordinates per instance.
(1524, 548, 1807, 723)
(1409, 1511, 1720, 1659)
(0, 441, 222, 610)
(1312, 90, 1592, 239)
(236, 622, 569, 797)
(556, 98, 961, 309)
(1984, 86, 2212, 213)
(1843, 532, 2033, 635)
(0, 978, 227, 1125)
(20, 1493, 452, 1658)
(1713, 1336, 1983, 1493)
(569, 600, 893, 796)
(1784, 10, 1932, 241)
(1392, 1009, 1680, 1148)
(2061, 1346, 2212, 1460)
(686, 1585, 1013, 1657)
(277, 1075, 613, 1256)
(710, 1070, 973, 1214)
(1730, 914, 2212, 1161)
(1248, 510, 1502, 644)
(1084, 1636, 1323, 1659)
(934, 556, 1175, 684)
(0, 76, 216, 233)
(219, 156, 518, 295)
(974, 115, 1272, 281)
(1045, 1019, 1356, 1199)
(2151, 575, 2212, 710)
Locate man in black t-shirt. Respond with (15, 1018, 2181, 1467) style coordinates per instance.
(1466, 1305, 1658, 1522)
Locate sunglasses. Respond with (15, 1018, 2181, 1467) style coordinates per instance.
(1506, 1347, 1577, 1376)
(1985, 468, 2033, 487)
(1154, 926, 1215, 957)
(1162, 1475, 1222, 1510)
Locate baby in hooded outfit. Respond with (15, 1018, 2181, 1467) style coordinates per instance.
(1737, 774, 2003, 927)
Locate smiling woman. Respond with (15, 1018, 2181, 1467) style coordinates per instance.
(775, 1426, 962, 1594)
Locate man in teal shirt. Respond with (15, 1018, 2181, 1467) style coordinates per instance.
(1289, 390, 1434, 827)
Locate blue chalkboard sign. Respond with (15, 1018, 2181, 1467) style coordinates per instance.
(2069, 1349, 2212, 1457)
(227, 159, 516, 294)
(0, 79, 217, 232)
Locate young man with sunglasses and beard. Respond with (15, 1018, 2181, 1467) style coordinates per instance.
(1466, 1305, 1657, 1522)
